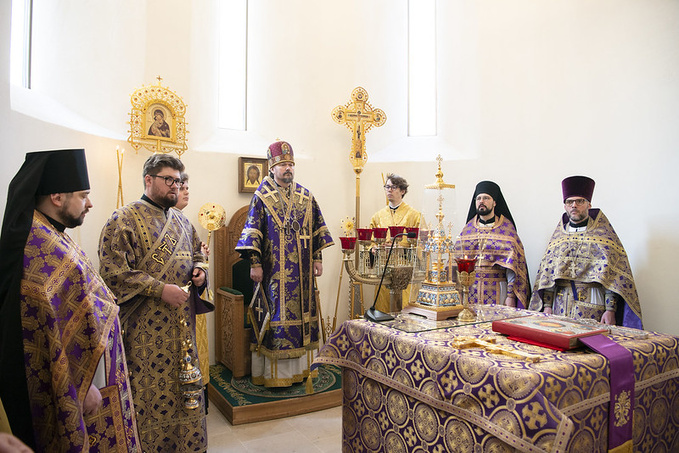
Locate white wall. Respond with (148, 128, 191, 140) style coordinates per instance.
(1, 0, 678, 351)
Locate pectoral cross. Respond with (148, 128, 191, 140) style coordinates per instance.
(451, 336, 541, 363)
(331, 87, 386, 171)
(569, 260, 579, 278)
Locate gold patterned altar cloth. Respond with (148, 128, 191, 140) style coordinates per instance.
(314, 306, 679, 452)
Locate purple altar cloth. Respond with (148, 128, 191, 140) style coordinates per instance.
(315, 306, 679, 452)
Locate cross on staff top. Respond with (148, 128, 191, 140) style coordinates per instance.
(331, 87, 386, 171)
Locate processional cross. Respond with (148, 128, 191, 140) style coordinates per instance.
(332, 87, 386, 229)
(331, 87, 387, 320)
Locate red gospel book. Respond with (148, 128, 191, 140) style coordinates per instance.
(492, 315, 609, 350)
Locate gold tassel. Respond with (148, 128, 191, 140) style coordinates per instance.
(305, 375, 314, 395)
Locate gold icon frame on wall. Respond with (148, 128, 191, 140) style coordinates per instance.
(128, 77, 188, 158)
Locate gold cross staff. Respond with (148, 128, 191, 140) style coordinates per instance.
(331, 86, 386, 230)
(331, 87, 387, 172)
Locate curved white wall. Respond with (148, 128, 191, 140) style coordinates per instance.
(1, 0, 678, 338)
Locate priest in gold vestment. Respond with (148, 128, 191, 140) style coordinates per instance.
(99, 154, 209, 452)
(369, 173, 422, 312)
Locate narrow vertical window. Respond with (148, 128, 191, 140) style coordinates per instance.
(10, 0, 33, 88)
(408, 0, 437, 136)
(218, 0, 248, 131)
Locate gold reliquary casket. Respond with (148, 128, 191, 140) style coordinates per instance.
(401, 158, 464, 320)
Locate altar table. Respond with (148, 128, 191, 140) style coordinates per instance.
(314, 306, 679, 452)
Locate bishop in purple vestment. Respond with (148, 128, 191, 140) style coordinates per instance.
(236, 141, 334, 387)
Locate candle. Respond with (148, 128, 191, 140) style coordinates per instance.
(116, 147, 125, 208)
(339, 236, 357, 250)
(356, 228, 373, 241)
(455, 258, 477, 273)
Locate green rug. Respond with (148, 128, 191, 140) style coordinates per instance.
(208, 363, 343, 425)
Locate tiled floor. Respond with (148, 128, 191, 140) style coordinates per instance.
(206, 404, 343, 452)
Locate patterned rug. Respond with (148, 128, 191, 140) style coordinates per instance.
(207, 363, 342, 425)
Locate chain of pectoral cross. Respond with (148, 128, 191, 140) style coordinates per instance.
(278, 184, 299, 234)
(278, 184, 313, 249)
(475, 228, 489, 261)
(564, 234, 590, 302)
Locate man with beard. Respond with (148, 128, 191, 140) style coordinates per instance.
(236, 140, 334, 388)
(0, 149, 139, 451)
(454, 181, 530, 308)
(529, 176, 643, 327)
(98, 154, 210, 452)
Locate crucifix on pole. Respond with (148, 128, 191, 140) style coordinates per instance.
(332, 87, 386, 320)
(331, 87, 386, 229)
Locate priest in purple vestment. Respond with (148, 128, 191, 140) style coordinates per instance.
(0, 149, 139, 452)
(236, 140, 334, 387)
(455, 181, 530, 308)
(529, 175, 643, 328)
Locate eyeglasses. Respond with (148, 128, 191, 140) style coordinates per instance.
(565, 198, 587, 207)
(150, 174, 184, 187)
(384, 185, 399, 191)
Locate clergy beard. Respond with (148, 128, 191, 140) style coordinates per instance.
(279, 171, 293, 185)
(59, 208, 87, 228)
(151, 191, 178, 209)
(159, 194, 178, 209)
(476, 205, 493, 217)
(568, 211, 588, 224)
